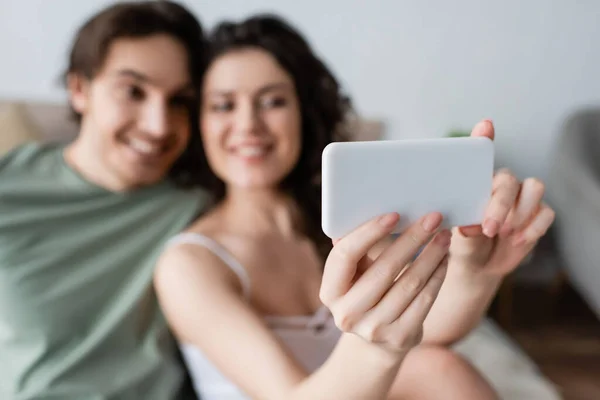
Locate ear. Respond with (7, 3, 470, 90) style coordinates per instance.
(66, 73, 90, 115)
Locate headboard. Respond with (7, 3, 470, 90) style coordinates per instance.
(0, 98, 384, 143)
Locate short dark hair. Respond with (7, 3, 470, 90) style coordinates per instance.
(198, 14, 353, 258)
(62, 0, 207, 187)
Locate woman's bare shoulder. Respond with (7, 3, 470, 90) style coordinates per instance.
(186, 209, 263, 261)
(156, 217, 239, 289)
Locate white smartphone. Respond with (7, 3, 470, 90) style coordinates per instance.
(321, 136, 495, 239)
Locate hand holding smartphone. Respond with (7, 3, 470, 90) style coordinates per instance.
(321, 137, 495, 239)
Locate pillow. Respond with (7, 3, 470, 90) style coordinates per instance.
(0, 103, 41, 156)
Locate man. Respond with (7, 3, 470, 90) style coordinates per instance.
(0, 2, 207, 398)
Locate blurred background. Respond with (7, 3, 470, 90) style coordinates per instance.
(2, 0, 600, 180)
(1, 1, 599, 399)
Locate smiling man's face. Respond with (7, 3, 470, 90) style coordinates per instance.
(68, 34, 195, 190)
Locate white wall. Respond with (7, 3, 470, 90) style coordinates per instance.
(2, 0, 600, 180)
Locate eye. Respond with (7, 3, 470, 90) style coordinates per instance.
(209, 100, 234, 113)
(259, 96, 287, 109)
(125, 85, 145, 101)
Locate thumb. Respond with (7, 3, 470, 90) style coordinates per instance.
(458, 225, 484, 237)
(471, 119, 495, 141)
(450, 226, 494, 261)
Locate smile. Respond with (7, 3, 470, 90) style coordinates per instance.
(230, 144, 273, 160)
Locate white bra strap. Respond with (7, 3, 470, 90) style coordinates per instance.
(165, 232, 252, 300)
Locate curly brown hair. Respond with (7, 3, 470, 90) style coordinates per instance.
(197, 14, 354, 259)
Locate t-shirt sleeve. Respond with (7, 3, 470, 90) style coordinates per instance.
(0, 143, 39, 174)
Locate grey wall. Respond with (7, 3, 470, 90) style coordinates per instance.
(2, 0, 599, 179)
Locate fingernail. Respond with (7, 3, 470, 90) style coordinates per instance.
(476, 119, 492, 129)
(422, 213, 443, 232)
(512, 234, 527, 247)
(482, 219, 500, 237)
(434, 229, 452, 247)
(378, 213, 399, 227)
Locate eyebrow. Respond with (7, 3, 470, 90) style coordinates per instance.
(206, 82, 292, 97)
(114, 69, 195, 94)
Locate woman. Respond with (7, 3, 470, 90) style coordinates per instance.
(155, 15, 555, 400)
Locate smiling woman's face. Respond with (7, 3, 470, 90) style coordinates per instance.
(200, 47, 302, 190)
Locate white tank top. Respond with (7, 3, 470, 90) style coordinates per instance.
(165, 233, 342, 400)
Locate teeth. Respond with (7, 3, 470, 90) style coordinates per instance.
(237, 146, 267, 157)
(129, 139, 161, 156)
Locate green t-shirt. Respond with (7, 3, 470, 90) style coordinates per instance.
(0, 143, 205, 399)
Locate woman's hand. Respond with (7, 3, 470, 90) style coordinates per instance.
(450, 120, 556, 277)
(416, 120, 556, 346)
(320, 212, 450, 356)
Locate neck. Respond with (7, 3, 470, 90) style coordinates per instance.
(64, 121, 137, 192)
(220, 186, 299, 238)
(64, 140, 126, 192)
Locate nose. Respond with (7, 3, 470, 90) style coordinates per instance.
(139, 100, 170, 138)
(234, 101, 260, 135)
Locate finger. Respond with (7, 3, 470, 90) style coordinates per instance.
(449, 226, 493, 261)
(320, 212, 400, 304)
(511, 204, 555, 247)
(499, 178, 545, 236)
(458, 224, 483, 237)
(470, 119, 495, 141)
(352, 254, 377, 285)
(357, 212, 443, 288)
(332, 212, 443, 322)
(482, 169, 520, 237)
(385, 260, 448, 351)
(359, 230, 451, 326)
